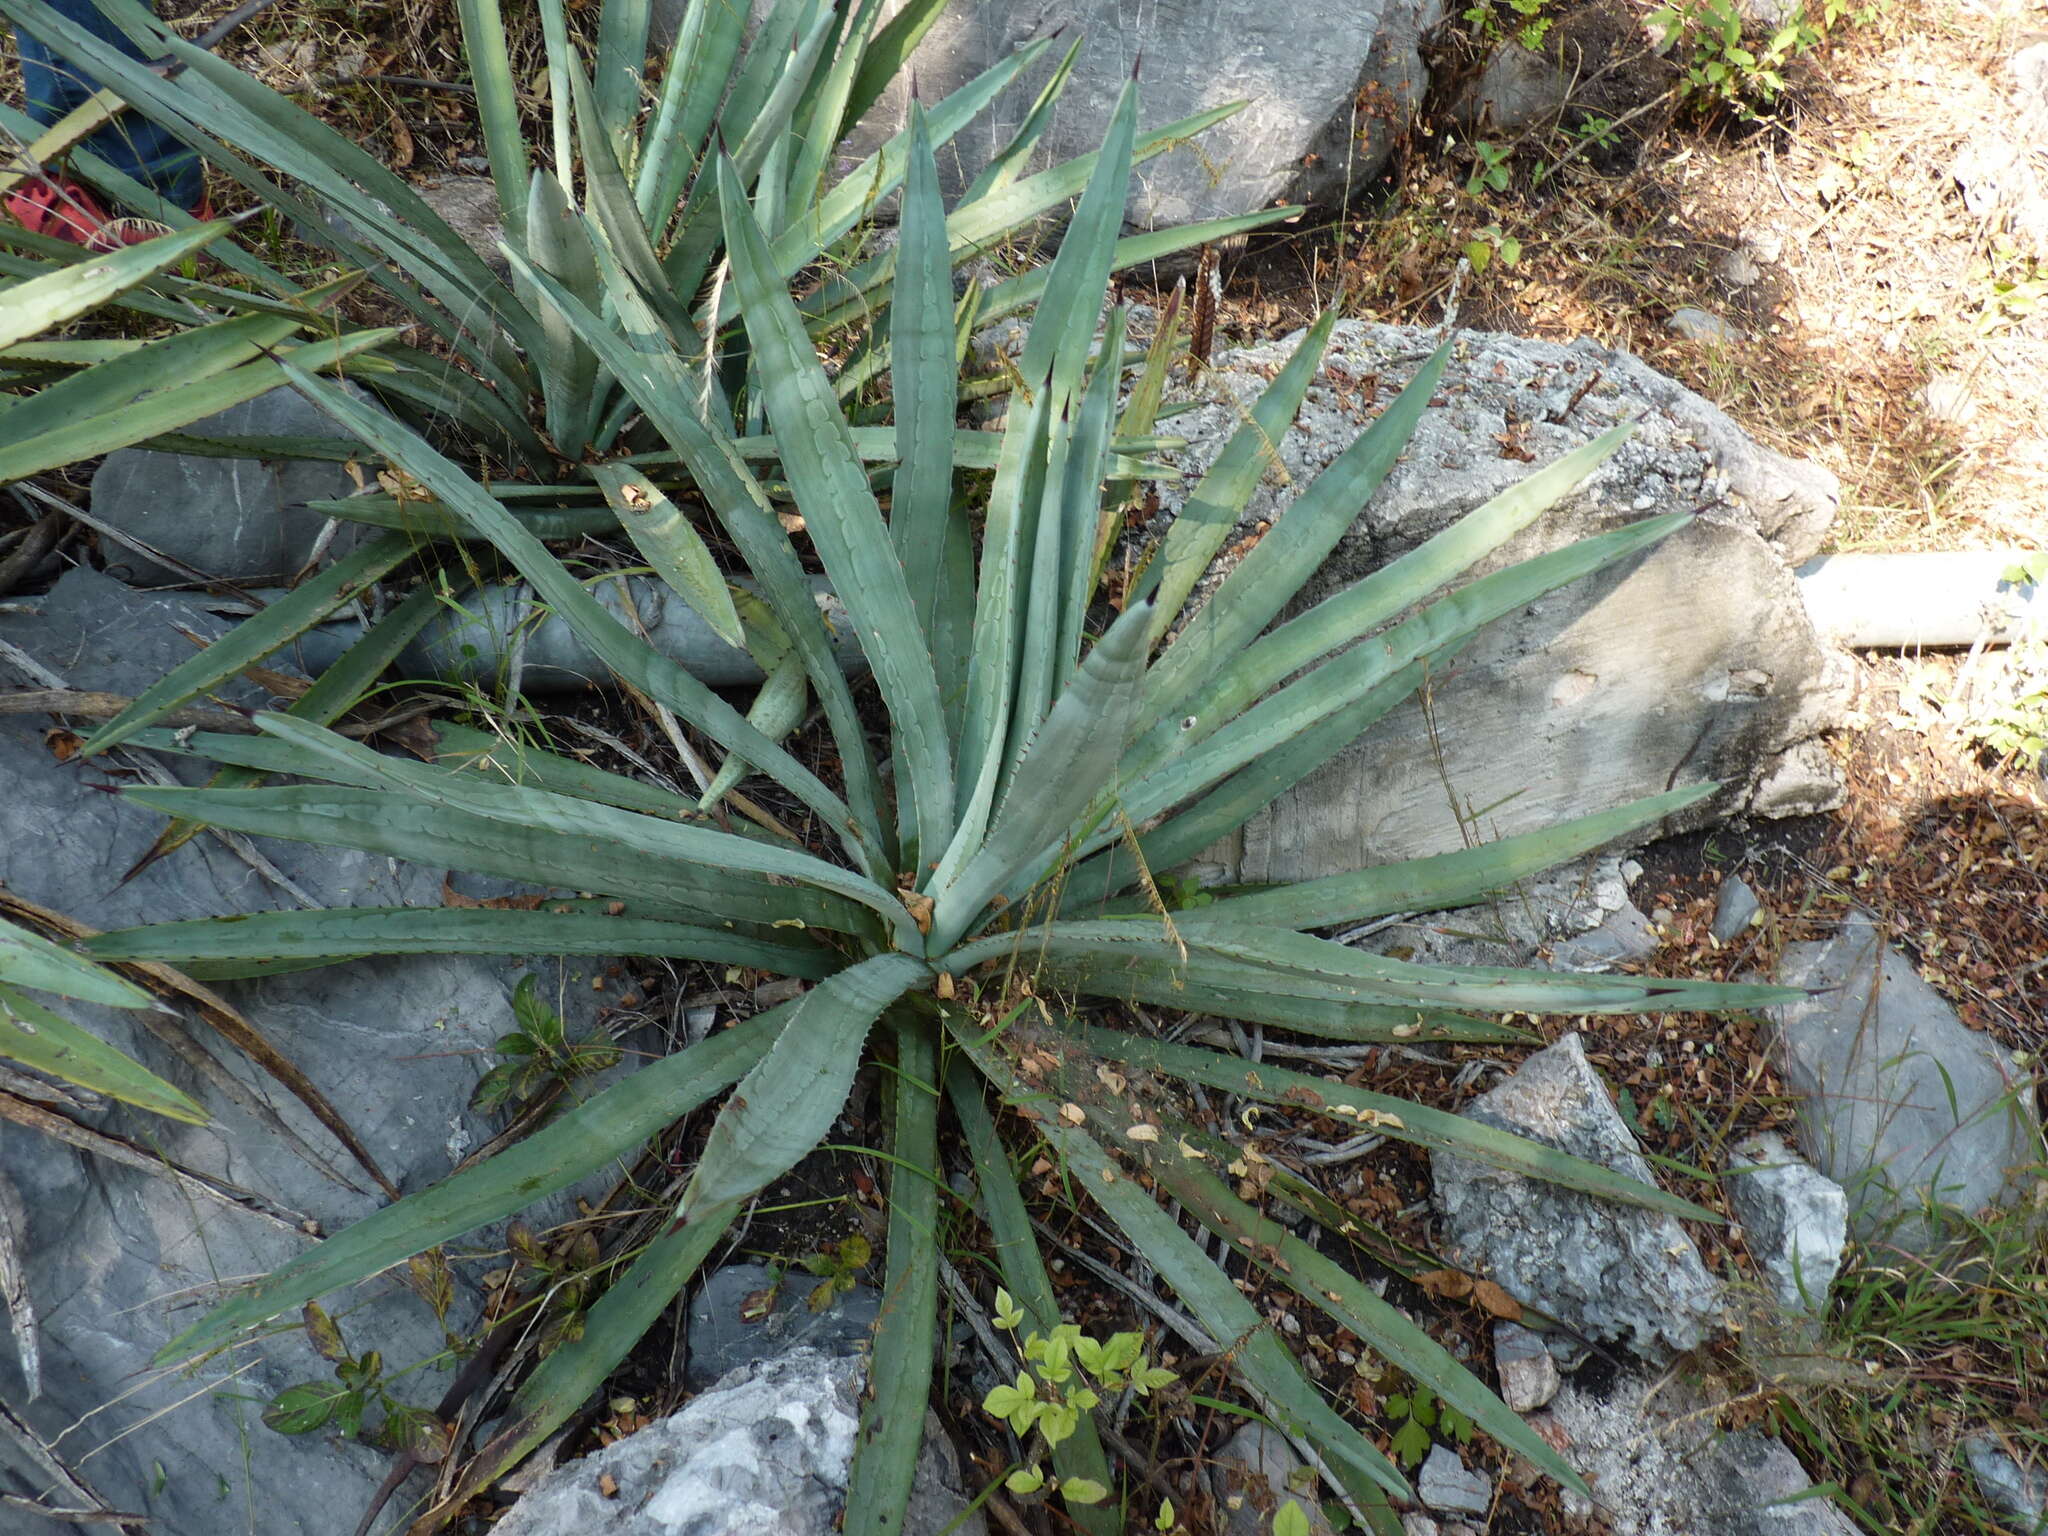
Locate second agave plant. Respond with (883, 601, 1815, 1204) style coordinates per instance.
(62, 58, 1794, 1536)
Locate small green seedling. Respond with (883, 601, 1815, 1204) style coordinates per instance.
(982, 1292, 1176, 1509)
(798, 1233, 873, 1312)
(1464, 140, 1513, 197)
(1384, 1382, 1475, 1469)
(263, 1302, 448, 1460)
(469, 974, 622, 1115)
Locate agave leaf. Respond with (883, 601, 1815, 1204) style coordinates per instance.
(1080, 1024, 1718, 1221)
(519, 170, 602, 456)
(797, 101, 1246, 335)
(0, 327, 397, 487)
(682, 952, 930, 1217)
(702, 651, 806, 812)
(591, 0, 651, 164)
(590, 465, 745, 649)
(841, 1010, 941, 1536)
(948, 1056, 1119, 1536)
(455, 0, 528, 242)
(246, 715, 918, 947)
(952, 1016, 1412, 1503)
(633, 0, 743, 229)
(443, 1206, 739, 1518)
(503, 246, 891, 874)
(83, 907, 834, 978)
(1054, 307, 1129, 696)
(154, 1004, 785, 1365)
(0, 218, 224, 350)
(0, 984, 207, 1124)
(1182, 784, 1720, 933)
(1114, 517, 1693, 836)
(0, 914, 151, 1009)
(1136, 308, 1339, 632)
(1078, 1075, 1589, 1499)
(270, 360, 870, 861)
(424, 721, 701, 819)
(121, 784, 865, 933)
(889, 103, 969, 742)
(962, 34, 1082, 201)
(719, 150, 954, 871)
(1147, 424, 1640, 770)
(78, 529, 419, 757)
(1054, 966, 1525, 1045)
(785, 0, 880, 218)
(841, 0, 951, 132)
(929, 597, 1155, 954)
(1053, 660, 1434, 917)
(1137, 341, 1453, 741)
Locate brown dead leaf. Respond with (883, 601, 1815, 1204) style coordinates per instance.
(441, 877, 545, 911)
(1416, 1269, 1475, 1301)
(1472, 1278, 1524, 1320)
(41, 728, 79, 762)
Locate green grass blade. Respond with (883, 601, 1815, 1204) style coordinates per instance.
(947, 1055, 1119, 1536)
(82, 907, 834, 978)
(718, 150, 954, 871)
(842, 1009, 942, 1536)
(454, 0, 529, 243)
(78, 530, 419, 757)
(155, 1005, 786, 1364)
(590, 465, 744, 648)
(682, 953, 930, 1216)
(952, 1018, 1413, 1504)
(1185, 785, 1720, 933)
(0, 914, 150, 1008)
(271, 361, 868, 857)
(929, 597, 1154, 954)
(0, 984, 207, 1124)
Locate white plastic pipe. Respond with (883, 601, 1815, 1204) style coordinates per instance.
(1796, 552, 2041, 649)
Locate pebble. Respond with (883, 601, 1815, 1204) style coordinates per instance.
(1668, 307, 1745, 344)
(1417, 1446, 1492, 1516)
(1711, 876, 1762, 941)
(1494, 1322, 1562, 1412)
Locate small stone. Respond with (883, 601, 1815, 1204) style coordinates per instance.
(1726, 1132, 1848, 1314)
(1964, 1434, 2048, 1534)
(1769, 912, 2045, 1252)
(1924, 372, 1979, 428)
(1717, 244, 1765, 289)
(1621, 859, 1645, 887)
(1401, 1516, 1442, 1536)
(1417, 1445, 1492, 1516)
(1460, 43, 1572, 132)
(1209, 1424, 1333, 1536)
(1548, 900, 1657, 973)
(1668, 307, 1745, 344)
(1494, 1322, 1562, 1412)
(685, 1263, 882, 1390)
(1711, 876, 1762, 941)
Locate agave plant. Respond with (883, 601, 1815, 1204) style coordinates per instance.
(0, 0, 1268, 480)
(57, 66, 1799, 1532)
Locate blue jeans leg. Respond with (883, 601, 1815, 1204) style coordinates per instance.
(15, 0, 203, 209)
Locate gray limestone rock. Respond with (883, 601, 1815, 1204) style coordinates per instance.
(0, 570, 619, 1535)
(415, 172, 509, 273)
(1547, 899, 1658, 973)
(1163, 321, 1847, 887)
(1493, 1321, 1561, 1412)
(1964, 1434, 2048, 1535)
(1768, 912, 2043, 1252)
(1430, 1034, 1726, 1360)
(1545, 1371, 1859, 1535)
(491, 1349, 983, 1536)
(1668, 307, 1745, 344)
(685, 1262, 883, 1391)
(1457, 43, 1573, 132)
(88, 387, 366, 584)
(1726, 1132, 1847, 1314)
(1711, 876, 1762, 942)
(1416, 1444, 1491, 1515)
(1209, 1422, 1333, 1536)
(813, 0, 1440, 228)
